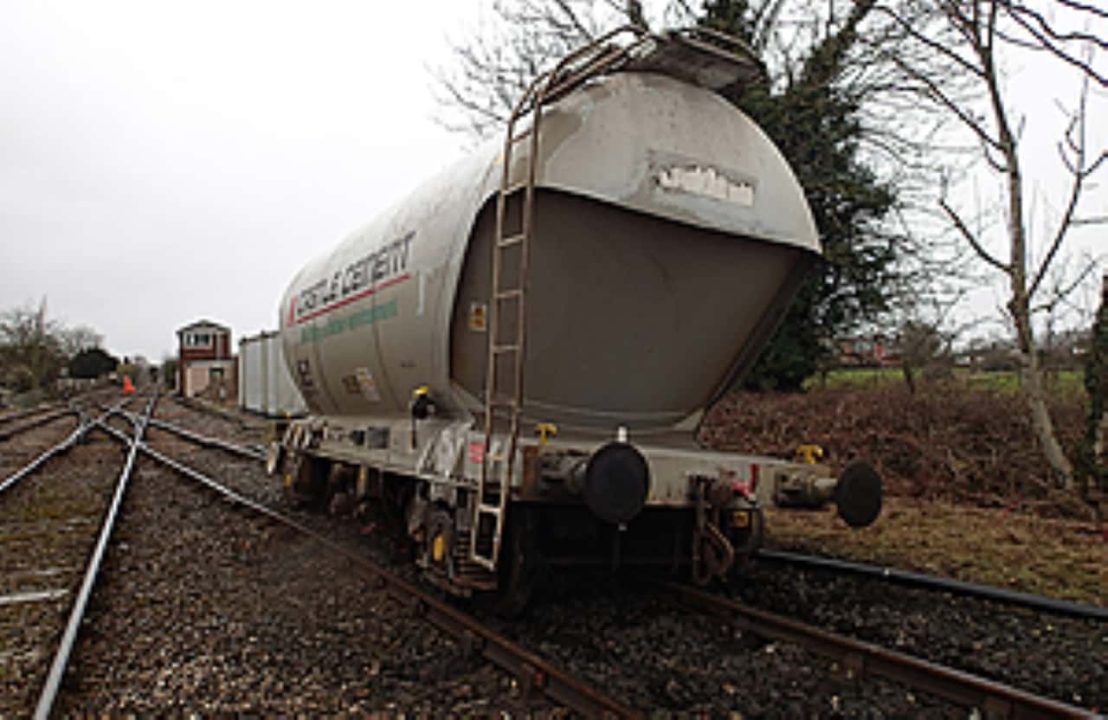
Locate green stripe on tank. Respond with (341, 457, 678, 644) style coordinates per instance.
(299, 299, 399, 345)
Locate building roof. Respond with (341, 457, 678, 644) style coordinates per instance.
(177, 319, 230, 334)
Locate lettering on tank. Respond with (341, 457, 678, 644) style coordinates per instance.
(298, 299, 399, 345)
(290, 231, 414, 325)
(655, 165, 755, 207)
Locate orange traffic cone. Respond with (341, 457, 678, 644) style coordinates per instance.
(122, 375, 136, 395)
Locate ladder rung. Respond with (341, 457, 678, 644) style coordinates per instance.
(498, 233, 526, 248)
(495, 288, 523, 301)
(492, 344, 520, 354)
(509, 127, 533, 145)
(477, 504, 502, 515)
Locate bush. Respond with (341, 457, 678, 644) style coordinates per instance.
(700, 379, 1088, 516)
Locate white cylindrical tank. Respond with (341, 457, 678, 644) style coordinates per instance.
(279, 71, 819, 433)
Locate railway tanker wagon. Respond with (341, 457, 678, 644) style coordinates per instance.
(273, 30, 881, 609)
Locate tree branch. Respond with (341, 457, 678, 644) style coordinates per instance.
(1052, 0, 1108, 20)
(887, 52, 1003, 153)
(1031, 258, 1102, 314)
(873, 5, 985, 78)
(551, 0, 597, 40)
(1005, 1, 1108, 49)
(939, 195, 1010, 273)
(1002, 4, 1108, 86)
(1029, 77, 1106, 298)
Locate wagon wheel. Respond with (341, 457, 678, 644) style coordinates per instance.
(285, 454, 329, 509)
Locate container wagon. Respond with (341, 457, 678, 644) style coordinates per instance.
(239, 331, 307, 418)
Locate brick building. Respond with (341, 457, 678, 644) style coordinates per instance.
(176, 319, 236, 400)
(835, 334, 900, 367)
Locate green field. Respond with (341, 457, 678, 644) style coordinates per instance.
(806, 367, 1086, 396)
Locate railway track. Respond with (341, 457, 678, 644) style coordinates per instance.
(756, 548, 1108, 622)
(0, 401, 71, 429)
(0, 393, 151, 719)
(0, 404, 79, 443)
(0, 404, 57, 425)
(115, 409, 266, 461)
(662, 583, 1098, 719)
(123, 403, 1104, 718)
(80, 404, 634, 716)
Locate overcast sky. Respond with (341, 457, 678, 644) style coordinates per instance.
(1, 1, 1104, 361)
(1, 0, 483, 360)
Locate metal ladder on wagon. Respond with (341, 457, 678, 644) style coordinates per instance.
(467, 26, 767, 575)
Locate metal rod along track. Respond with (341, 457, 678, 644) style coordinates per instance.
(757, 549, 1108, 622)
(93, 419, 637, 719)
(662, 582, 1097, 719)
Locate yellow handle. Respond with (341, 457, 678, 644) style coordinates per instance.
(535, 422, 559, 446)
(795, 444, 824, 464)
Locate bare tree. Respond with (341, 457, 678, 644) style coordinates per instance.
(879, 0, 1106, 489)
(433, 0, 951, 144)
(893, 288, 977, 392)
(0, 299, 65, 393)
(58, 325, 105, 358)
(0, 300, 108, 395)
(432, 0, 641, 140)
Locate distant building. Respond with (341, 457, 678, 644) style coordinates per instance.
(835, 334, 900, 367)
(176, 319, 236, 400)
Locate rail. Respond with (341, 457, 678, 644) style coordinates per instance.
(0, 399, 131, 496)
(0, 403, 58, 426)
(757, 549, 1108, 622)
(33, 394, 157, 719)
(0, 407, 80, 442)
(114, 410, 266, 461)
(663, 582, 1097, 719)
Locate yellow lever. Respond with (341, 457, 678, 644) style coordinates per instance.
(535, 422, 558, 447)
(795, 444, 824, 464)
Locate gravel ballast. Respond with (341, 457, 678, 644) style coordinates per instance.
(0, 430, 128, 716)
(57, 441, 536, 715)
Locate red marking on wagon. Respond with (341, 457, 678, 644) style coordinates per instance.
(294, 273, 412, 326)
(732, 464, 760, 498)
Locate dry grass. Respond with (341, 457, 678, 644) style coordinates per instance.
(765, 498, 1106, 606)
(701, 380, 1090, 515)
(703, 380, 1103, 604)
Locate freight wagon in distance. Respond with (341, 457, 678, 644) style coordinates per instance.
(238, 331, 307, 419)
